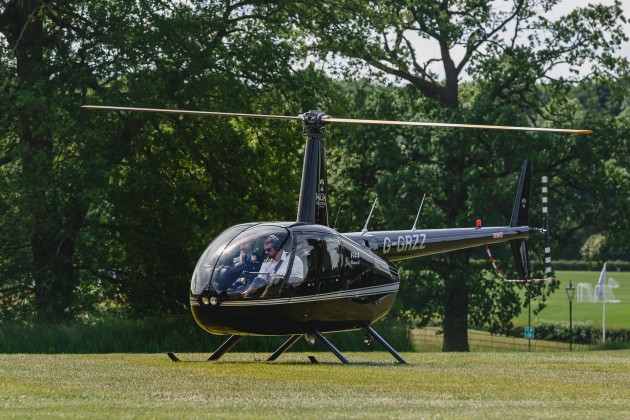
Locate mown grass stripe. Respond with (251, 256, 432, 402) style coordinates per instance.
(0, 352, 629, 418)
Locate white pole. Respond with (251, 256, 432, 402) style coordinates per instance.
(598, 263, 607, 344)
(603, 288, 607, 344)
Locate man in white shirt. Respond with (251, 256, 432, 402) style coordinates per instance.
(259, 234, 304, 284)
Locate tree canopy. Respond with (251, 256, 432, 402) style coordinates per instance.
(0, 0, 331, 320)
(296, 0, 628, 350)
(0, 0, 628, 353)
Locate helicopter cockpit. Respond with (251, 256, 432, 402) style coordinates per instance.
(191, 223, 301, 300)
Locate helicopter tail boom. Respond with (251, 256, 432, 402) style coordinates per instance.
(345, 160, 540, 282)
(345, 226, 532, 262)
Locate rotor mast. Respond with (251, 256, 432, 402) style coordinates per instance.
(296, 111, 329, 226)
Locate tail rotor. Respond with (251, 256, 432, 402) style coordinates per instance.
(541, 176, 554, 282)
(485, 163, 554, 284)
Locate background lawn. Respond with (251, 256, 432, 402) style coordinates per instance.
(515, 270, 630, 329)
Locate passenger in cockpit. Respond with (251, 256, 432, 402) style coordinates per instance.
(227, 240, 262, 293)
(233, 240, 262, 270)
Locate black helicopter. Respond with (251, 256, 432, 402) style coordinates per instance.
(83, 105, 590, 364)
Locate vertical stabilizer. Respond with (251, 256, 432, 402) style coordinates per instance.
(510, 161, 532, 280)
(510, 160, 531, 227)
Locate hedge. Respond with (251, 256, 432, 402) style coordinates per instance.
(470, 260, 630, 272)
(502, 320, 630, 345)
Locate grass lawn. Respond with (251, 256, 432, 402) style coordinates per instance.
(1, 352, 629, 418)
(515, 270, 630, 329)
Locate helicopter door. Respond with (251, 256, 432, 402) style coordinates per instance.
(318, 234, 342, 293)
(290, 233, 321, 298)
(306, 233, 344, 323)
(341, 237, 376, 290)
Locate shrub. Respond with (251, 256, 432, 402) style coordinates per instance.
(471, 259, 630, 272)
(0, 315, 413, 354)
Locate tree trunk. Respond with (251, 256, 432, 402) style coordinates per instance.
(441, 253, 471, 352)
(440, 161, 470, 351)
(8, 0, 86, 320)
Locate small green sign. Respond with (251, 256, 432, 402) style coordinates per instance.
(524, 326, 535, 339)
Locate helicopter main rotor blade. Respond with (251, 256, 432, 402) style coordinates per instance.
(82, 105, 591, 134)
(81, 105, 303, 121)
(324, 117, 592, 134)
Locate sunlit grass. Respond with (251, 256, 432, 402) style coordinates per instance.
(516, 271, 630, 329)
(1, 352, 629, 418)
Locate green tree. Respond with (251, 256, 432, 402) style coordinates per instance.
(563, 79, 630, 262)
(0, 0, 324, 320)
(298, 0, 628, 350)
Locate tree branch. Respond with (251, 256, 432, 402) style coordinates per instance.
(0, 152, 13, 167)
(0, 284, 33, 295)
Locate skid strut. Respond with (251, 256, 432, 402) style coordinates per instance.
(267, 335, 302, 362)
(364, 326, 408, 364)
(313, 330, 350, 364)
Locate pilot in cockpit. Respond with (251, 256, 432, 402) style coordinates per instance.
(237, 234, 304, 297)
(259, 234, 304, 284)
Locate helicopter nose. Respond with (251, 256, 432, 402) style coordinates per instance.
(191, 264, 214, 295)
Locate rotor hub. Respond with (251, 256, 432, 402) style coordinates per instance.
(300, 110, 330, 130)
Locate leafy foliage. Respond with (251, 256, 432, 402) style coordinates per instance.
(0, 0, 628, 350)
(298, 0, 628, 350)
(0, 0, 331, 320)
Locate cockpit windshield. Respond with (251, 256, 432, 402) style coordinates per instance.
(190, 224, 253, 295)
(191, 224, 303, 299)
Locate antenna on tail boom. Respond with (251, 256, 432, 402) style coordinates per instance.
(362, 198, 378, 234)
(411, 193, 427, 231)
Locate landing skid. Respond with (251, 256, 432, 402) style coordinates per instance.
(266, 327, 407, 365)
(167, 326, 407, 365)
